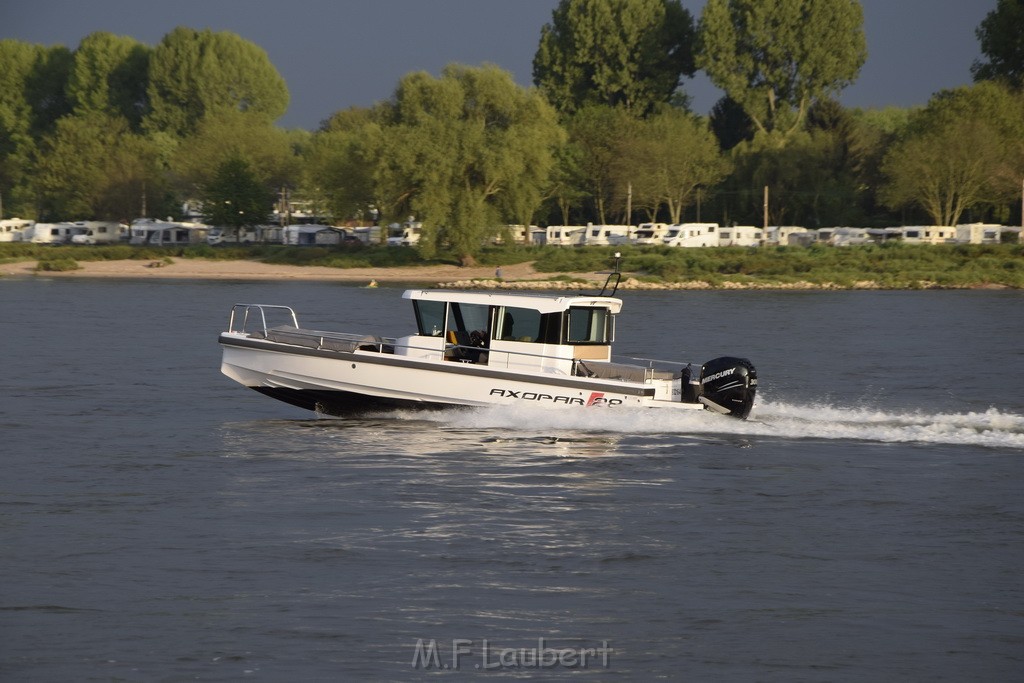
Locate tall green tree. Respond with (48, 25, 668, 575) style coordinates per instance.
(67, 32, 150, 129)
(845, 106, 913, 225)
(729, 129, 858, 228)
(202, 155, 274, 234)
(145, 27, 289, 138)
(33, 112, 161, 221)
(708, 95, 754, 151)
(533, 0, 696, 116)
(171, 109, 301, 199)
(972, 0, 1024, 89)
(0, 40, 43, 217)
(305, 106, 386, 226)
(544, 140, 587, 225)
(25, 44, 74, 139)
(625, 108, 729, 224)
(566, 105, 636, 224)
(714, 99, 874, 228)
(697, 0, 866, 139)
(880, 82, 1024, 226)
(375, 64, 564, 263)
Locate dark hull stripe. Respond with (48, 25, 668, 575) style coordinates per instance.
(220, 334, 657, 397)
(253, 387, 458, 415)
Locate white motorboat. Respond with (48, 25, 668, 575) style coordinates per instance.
(218, 286, 758, 419)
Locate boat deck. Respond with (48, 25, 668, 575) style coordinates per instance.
(255, 325, 393, 354)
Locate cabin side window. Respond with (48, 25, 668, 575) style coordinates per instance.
(413, 300, 446, 336)
(566, 307, 613, 344)
(492, 306, 563, 344)
(495, 306, 541, 342)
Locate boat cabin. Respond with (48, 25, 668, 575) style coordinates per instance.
(398, 290, 621, 374)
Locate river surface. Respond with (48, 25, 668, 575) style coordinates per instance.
(2, 278, 1022, 681)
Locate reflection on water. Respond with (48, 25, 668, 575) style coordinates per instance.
(205, 400, 1024, 679)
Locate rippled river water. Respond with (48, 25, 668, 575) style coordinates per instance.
(2, 278, 1022, 681)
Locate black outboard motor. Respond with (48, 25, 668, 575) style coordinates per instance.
(693, 356, 758, 419)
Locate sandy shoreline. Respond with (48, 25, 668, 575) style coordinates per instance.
(0, 255, 622, 288)
(0, 258, 601, 286)
(1, 258, 1012, 290)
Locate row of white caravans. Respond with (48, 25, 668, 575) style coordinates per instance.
(536, 222, 1020, 247)
(539, 223, 768, 248)
(0, 219, 130, 245)
(0, 218, 207, 246)
(4, 218, 1018, 248)
(0, 219, 380, 247)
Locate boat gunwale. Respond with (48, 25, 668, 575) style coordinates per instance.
(218, 332, 659, 397)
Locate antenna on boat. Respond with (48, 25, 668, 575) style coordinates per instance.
(598, 251, 622, 297)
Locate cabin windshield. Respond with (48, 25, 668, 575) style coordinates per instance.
(566, 307, 613, 344)
(447, 303, 489, 336)
(413, 300, 446, 336)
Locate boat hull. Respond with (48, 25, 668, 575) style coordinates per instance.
(220, 333, 703, 415)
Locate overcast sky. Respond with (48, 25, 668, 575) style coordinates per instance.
(1, 0, 996, 130)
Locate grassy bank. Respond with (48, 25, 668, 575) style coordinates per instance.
(532, 242, 1024, 289)
(2, 242, 1023, 288)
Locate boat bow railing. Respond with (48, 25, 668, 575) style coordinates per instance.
(226, 304, 395, 354)
(227, 304, 299, 335)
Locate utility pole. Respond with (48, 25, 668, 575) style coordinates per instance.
(279, 186, 291, 227)
(626, 182, 632, 235)
(763, 185, 769, 231)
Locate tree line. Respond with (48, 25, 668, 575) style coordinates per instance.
(1, 0, 1022, 263)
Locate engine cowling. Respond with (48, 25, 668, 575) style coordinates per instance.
(696, 356, 757, 419)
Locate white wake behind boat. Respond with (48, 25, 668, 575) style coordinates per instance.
(219, 287, 758, 419)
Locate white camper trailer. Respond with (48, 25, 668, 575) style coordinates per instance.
(129, 218, 209, 246)
(826, 227, 870, 246)
(718, 225, 764, 247)
(765, 226, 809, 246)
(955, 223, 1003, 244)
(208, 226, 257, 245)
(70, 221, 128, 244)
(0, 218, 33, 242)
(582, 224, 632, 246)
(895, 226, 957, 244)
(29, 222, 87, 244)
(542, 225, 586, 247)
(662, 223, 719, 248)
(632, 223, 670, 245)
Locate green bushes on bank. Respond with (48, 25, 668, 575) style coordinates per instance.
(530, 243, 1024, 288)
(34, 257, 81, 272)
